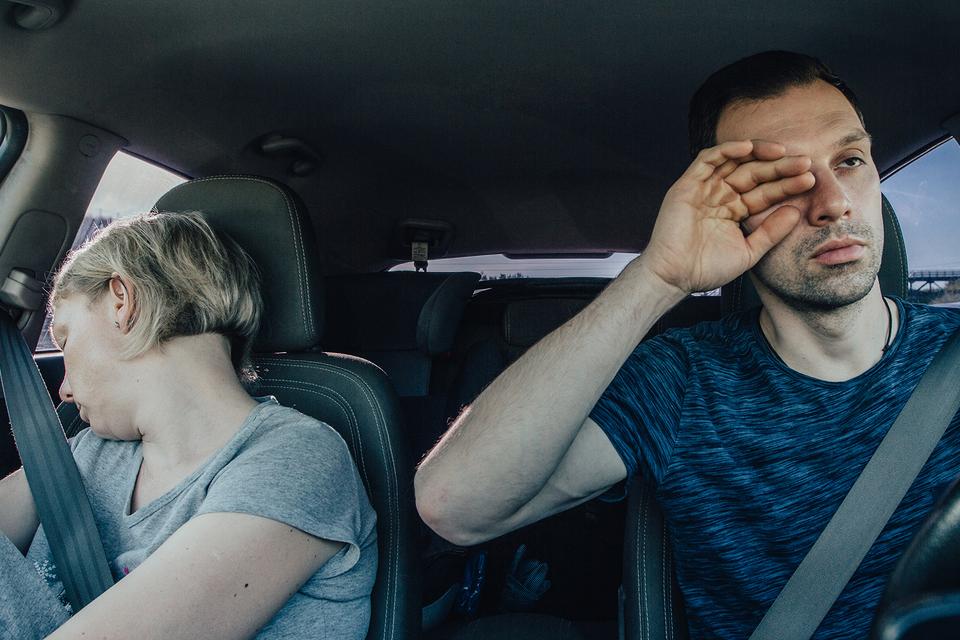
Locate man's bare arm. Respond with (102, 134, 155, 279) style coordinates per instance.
(415, 140, 814, 546)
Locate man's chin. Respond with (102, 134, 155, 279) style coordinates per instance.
(754, 267, 878, 312)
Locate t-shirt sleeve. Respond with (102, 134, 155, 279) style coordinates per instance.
(589, 331, 689, 485)
(196, 411, 375, 579)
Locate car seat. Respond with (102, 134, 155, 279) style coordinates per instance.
(58, 175, 421, 640)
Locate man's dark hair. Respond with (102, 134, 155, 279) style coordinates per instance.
(688, 51, 864, 158)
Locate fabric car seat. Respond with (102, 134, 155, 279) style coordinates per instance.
(58, 175, 420, 640)
(622, 193, 910, 639)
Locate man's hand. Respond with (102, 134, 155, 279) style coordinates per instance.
(641, 139, 815, 294)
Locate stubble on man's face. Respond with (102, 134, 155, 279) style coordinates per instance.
(715, 80, 884, 312)
(751, 219, 882, 311)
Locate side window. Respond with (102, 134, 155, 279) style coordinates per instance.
(882, 138, 960, 306)
(37, 152, 186, 351)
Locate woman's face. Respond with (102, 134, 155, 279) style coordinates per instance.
(52, 289, 139, 439)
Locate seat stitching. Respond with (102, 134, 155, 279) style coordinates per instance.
(664, 519, 673, 640)
(256, 376, 395, 640)
(253, 381, 395, 638)
(661, 519, 667, 640)
(162, 176, 314, 337)
(635, 487, 642, 640)
(633, 487, 641, 640)
(640, 487, 650, 640)
(884, 197, 908, 296)
(424, 275, 456, 350)
(504, 304, 512, 345)
(257, 357, 398, 640)
(259, 377, 367, 483)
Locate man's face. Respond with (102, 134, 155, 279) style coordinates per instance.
(715, 80, 883, 311)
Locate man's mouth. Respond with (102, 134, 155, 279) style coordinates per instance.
(811, 237, 867, 266)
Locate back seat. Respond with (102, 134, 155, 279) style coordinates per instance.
(323, 271, 480, 460)
(323, 272, 723, 634)
(430, 279, 723, 634)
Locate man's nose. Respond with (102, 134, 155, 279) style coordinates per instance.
(803, 169, 852, 226)
(59, 375, 74, 403)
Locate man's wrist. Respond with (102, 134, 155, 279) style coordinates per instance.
(622, 255, 690, 307)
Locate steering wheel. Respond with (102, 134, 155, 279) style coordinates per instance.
(870, 477, 960, 639)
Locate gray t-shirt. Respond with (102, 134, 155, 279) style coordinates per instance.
(26, 397, 378, 639)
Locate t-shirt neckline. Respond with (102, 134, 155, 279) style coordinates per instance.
(748, 296, 908, 387)
(123, 396, 279, 524)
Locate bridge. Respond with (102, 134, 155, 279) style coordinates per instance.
(907, 269, 960, 304)
(909, 269, 960, 290)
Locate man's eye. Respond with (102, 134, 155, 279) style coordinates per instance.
(838, 157, 865, 169)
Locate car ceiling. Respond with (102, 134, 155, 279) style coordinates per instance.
(0, 1, 958, 272)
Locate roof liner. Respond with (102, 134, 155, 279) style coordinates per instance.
(0, 1, 957, 270)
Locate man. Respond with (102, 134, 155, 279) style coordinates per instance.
(414, 51, 960, 638)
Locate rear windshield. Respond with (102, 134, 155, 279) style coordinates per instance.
(390, 252, 639, 280)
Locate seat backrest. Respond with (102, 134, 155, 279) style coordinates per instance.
(622, 478, 689, 639)
(324, 271, 479, 397)
(152, 175, 420, 640)
(324, 271, 479, 461)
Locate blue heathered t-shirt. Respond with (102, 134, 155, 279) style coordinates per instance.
(590, 298, 960, 640)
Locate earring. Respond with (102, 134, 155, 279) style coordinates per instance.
(114, 321, 120, 329)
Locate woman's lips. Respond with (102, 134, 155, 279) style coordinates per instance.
(814, 243, 865, 265)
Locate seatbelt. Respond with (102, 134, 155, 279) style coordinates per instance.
(0, 309, 113, 611)
(750, 326, 960, 640)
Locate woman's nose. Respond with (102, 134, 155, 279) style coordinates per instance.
(59, 375, 74, 403)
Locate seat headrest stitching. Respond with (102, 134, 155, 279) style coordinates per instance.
(160, 175, 316, 341)
(884, 197, 908, 297)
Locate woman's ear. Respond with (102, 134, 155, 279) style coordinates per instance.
(109, 273, 137, 333)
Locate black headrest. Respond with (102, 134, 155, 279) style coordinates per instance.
(722, 193, 908, 313)
(503, 298, 591, 348)
(153, 175, 324, 353)
(324, 271, 480, 355)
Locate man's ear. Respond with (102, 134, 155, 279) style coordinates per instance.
(109, 273, 136, 333)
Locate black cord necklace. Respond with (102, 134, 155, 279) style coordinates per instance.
(881, 296, 893, 353)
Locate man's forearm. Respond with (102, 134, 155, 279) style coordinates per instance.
(415, 256, 686, 542)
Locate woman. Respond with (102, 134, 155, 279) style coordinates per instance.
(0, 212, 377, 639)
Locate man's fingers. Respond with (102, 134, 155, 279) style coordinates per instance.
(744, 206, 802, 264)
(685, 140, 756, 181)
(687, 140, 787, 182)
(749, 139, 790, 161)
(725, 155, 811, 193)
(740, 172, 815, 214)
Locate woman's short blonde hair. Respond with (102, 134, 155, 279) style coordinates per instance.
(51, 211, 263, 382)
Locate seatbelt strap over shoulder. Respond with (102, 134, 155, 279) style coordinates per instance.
(0, 310, 113, 611)
(750, 326, 960, 640)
